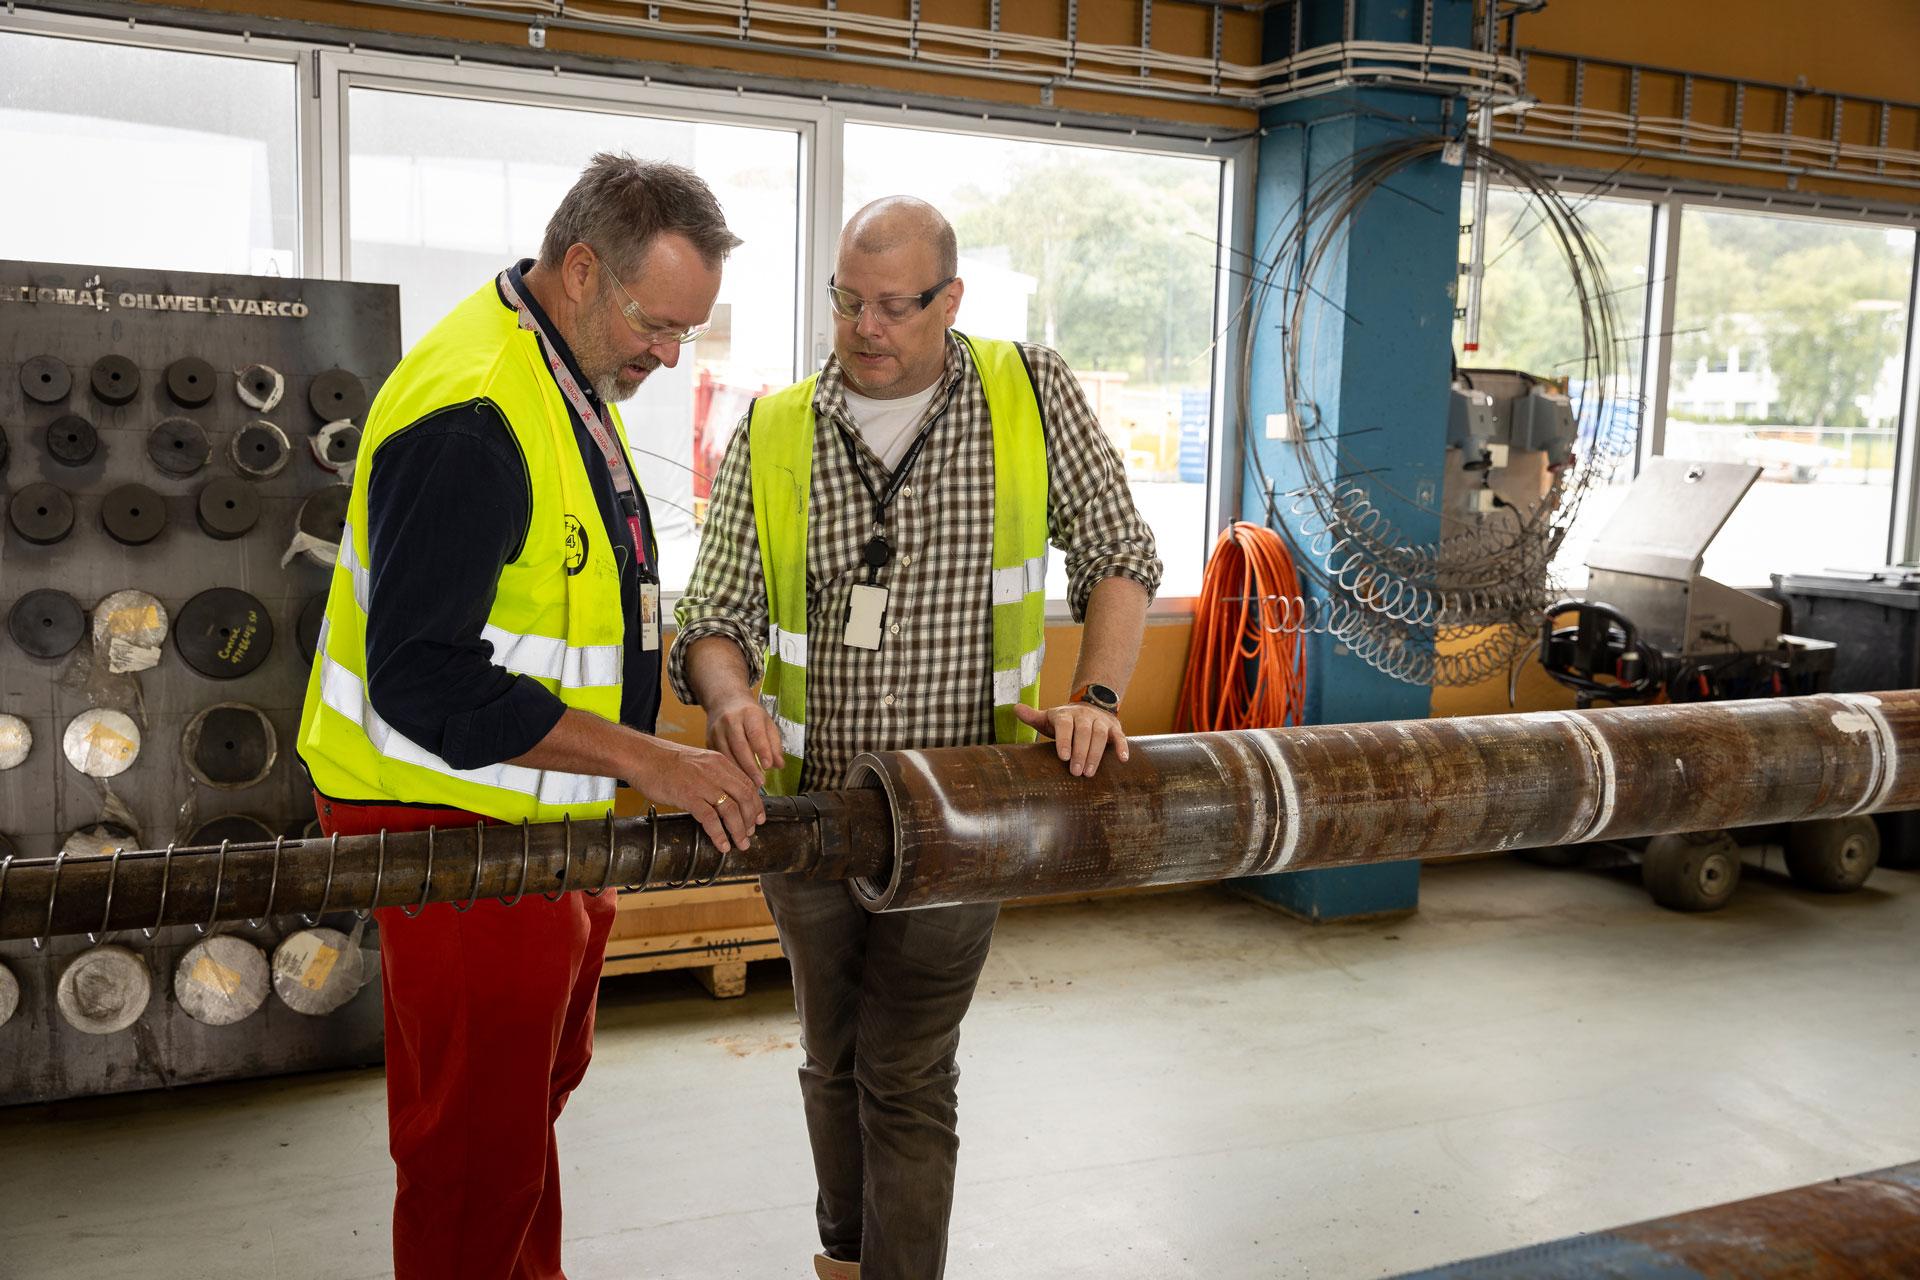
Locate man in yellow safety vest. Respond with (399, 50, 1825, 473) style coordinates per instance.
(297, 153, 765, 1279)
(674, 196, 1163, 1279)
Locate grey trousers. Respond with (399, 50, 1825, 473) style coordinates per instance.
(761, 874, 1001, 1280)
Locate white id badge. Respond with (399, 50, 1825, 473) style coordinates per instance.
(640, 581, 661, 651)
(843, 584, 888, 651)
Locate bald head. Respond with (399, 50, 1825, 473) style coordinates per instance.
(839, 196, 958, 280)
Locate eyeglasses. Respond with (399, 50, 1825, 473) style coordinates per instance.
(595, 252, 711, 345)
(827, 274, 956, 325)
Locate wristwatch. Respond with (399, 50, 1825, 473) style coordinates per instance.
(1070, 682, 1121, 714)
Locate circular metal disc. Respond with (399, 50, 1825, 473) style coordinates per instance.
(62, 708, 141, 778)
(297, 593, 326, 663)
(164, 356, 216, 408)
(148, 417, 211, 476)
(45, 414, 98, 467)
(61, 822, 140, 858)
(174, 587, 273, 680)
(186, 814, 277, 846)
(90, 354, 140, 406)
(230, 419, 291, 479)
(273, 927, 367, 1017)
(20, 355, 71, 404)
(175, 935, 270, 1026)
(102, 483, 167, 546)
(57, 945, 152, 1035)
(196, 477, 261, 540)
(0, 960, 18, 1030)
(0, 714, 30, 769)
(308, 368, 368, 423)
(310, 420, 363, 473)
(298, 484, 350, 546)
(9, 588, 85, 659)
(184, 702, 278, 789)
(93, 589, 168, 674)
(9, 482, 76, 545)
(235, 364, 284, 412)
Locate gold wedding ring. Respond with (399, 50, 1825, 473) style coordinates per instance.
(713, 795, 731, 807)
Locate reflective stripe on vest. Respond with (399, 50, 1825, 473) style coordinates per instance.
(748, 333, 1048, 796)
(297, 279, 630, 823)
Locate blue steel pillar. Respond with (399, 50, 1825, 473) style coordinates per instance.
(1232, 0, 1474, 921)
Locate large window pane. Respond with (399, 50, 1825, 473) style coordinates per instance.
(0, 32, 298, 273)
(1665, 208, 1915, 585)
(1457, 188, 1655, 588)
(347, 87, 801, 590)
(843, 123, 1225, 600)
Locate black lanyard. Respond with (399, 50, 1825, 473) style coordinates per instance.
(834, 378, 960, 583)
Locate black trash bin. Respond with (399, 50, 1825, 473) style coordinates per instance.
(1773, 568, 1920, 868)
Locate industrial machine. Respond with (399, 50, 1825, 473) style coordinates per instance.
(1531, 456, 1859, 911)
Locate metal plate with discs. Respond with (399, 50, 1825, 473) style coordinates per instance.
(10, 588, 86, 659)
(62, 708, 141, 778)
(196, 476, 260, 540)
(308, 368, 368, 423)
(230, 418, 291, 479)
(0, 960, 18, 1030)
(102, 483, 167, 546)
(235, 363, 284, 412)
(297, 593, 326, 662)
(175, 935, 271, 1026)
(310, 420, 363, 474)
(90, 354, 140, 406)
(93, 589, 168, 674)
(175, 587, 272, 680)
(20, 354, 71, 404)
(45, 414, 98, 467)
(61, 822, 140, 858)
(273, 927, 367, 1017)
(183, 702, 278, 789)
(0, 713, 31, 769)
(57, 945, 152, 1035)
(148, 416, 211, 476)
(164, 356, 216, 408)
(9, 481, 76, 545)
(187, 813, 277, 846)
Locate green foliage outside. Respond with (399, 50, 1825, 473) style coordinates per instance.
(947, 155, 1219, 387)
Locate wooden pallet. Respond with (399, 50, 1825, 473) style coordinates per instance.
(601, 877, 783, 998)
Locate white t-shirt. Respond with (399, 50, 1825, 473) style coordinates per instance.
(841, 380, 941, 472)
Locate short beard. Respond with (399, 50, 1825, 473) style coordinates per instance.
(575, 299, 659, 402)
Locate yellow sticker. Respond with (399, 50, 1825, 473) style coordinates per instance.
(106, 605, 162, 637)
(84, 724, 136, 766)
(301, 945, 341, 991)
(190, 954, 246, 997)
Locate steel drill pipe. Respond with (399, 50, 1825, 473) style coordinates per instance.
(5, 691, 1920, 940)
(0, 793, 891, 943)
(847, 690, 1920, 909)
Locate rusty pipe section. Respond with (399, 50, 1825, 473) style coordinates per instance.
(847, 690, 1920, 910)
(1387, 1159, 1920, 1277)
(0, 792, 891, 943)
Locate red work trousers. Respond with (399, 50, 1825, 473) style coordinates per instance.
(316, 794, 617, 1280)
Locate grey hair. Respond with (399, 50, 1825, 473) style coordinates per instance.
(540, 152, 742, 277)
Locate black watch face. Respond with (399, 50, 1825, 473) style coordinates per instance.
(1087, 683, 1119, 709)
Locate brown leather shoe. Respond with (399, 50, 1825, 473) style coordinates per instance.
(813, 1254, 860, 1280)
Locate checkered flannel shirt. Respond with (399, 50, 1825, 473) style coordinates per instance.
(671, 332, 1162, 792)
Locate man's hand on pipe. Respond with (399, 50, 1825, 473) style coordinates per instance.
(628, 736, 765, 852)
(1014, 702, 1129, 778)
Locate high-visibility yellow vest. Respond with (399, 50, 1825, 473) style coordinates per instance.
(297, 281, 630, 822)
(748, 333, 1049, 795)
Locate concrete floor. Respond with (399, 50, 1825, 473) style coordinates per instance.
(3, 855, 1918, 1280)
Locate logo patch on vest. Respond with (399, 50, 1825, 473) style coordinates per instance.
(562, 515, 590, 576)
